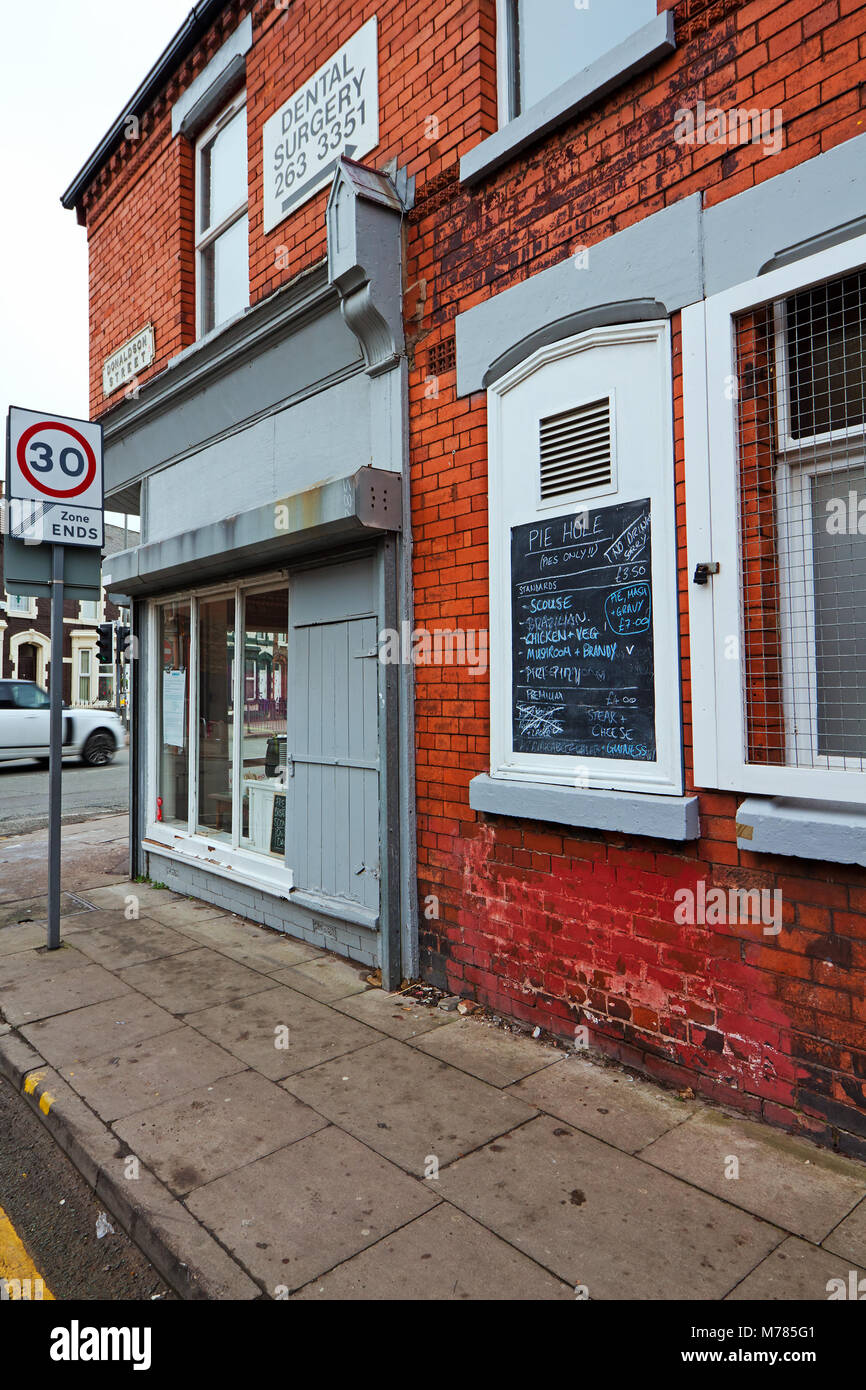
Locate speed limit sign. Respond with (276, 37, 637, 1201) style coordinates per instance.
(7, 405, 104, 547)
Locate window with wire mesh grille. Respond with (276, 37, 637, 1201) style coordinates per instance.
(427, 336, 456, 376)
(538, 397, 613, 501)
(735, 268, 866, 771)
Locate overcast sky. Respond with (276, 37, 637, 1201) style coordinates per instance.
(0, 0, 192, 428)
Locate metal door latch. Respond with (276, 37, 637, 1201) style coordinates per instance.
(693, 562, 720, 586)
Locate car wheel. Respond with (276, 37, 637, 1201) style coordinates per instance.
(81, 732, 115, 767)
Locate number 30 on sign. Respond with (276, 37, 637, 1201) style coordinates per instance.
(6, 406, 104, 547)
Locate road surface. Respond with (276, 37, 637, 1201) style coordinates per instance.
(0, 1074, 173, 1301)
(0, 749, 130, 836)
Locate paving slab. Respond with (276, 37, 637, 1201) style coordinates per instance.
(61, 1025, 246, 1121)
(114, 1069, 328, 1195)
(823, 1195, 866, 1268)
(1, 961, 132, 1026)
(79, 883, 182, 912)
(0, 893, 93, 929)
(410, 1016, 562, 1088)
(271, 954, 373, 1003)
(640, 1109, 866, 1242)
(0, 920, 59, 956)
(0, 941, 89, 987)
(292, 1203, 575, 1300)
(117, 947, 275, 1014)
(184, 984, 382, 1080)
(65, 918, 194, 970)
(141, 900, 231, 929)
(20, 992, 180, 1067)
(725, 1235, 866, 1301)
(186, 1125, 438, 1294)
(436, 1115, 783, 1299)
(283, 1037, 537, 1174)
(167, 913, 324, 971)
(509, 1055, 697, 1153)
(328, 986, 460, 1038)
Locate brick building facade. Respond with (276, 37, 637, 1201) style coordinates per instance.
(63, 0, 866, 1154)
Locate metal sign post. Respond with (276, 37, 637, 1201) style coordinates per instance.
(48, 544, 65, 950)
(6, 406, 104, 951)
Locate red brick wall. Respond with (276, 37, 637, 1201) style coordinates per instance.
(408, 0, 866, 1156)
(84, 0, 495, 418)
(78, 0, 866, 1152)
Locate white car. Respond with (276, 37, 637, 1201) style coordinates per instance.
(0, 680, 125, 766)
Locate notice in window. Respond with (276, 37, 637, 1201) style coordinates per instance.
(162, 668, 187, 748)
(262, 17, 378, 233)
(511, 499, 656, 760)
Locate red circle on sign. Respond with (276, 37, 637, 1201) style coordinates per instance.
(16, 421, 97, 499)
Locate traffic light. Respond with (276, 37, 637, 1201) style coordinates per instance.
(96, 622, 114, 665)
(116, 625, 131, 661)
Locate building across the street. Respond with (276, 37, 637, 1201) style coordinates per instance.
(1, 521, 134, 707)
(62, 0, 866, 1156)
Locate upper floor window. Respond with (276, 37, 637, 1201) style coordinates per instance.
(195, 93, 249, 337)
(498, 0, 658, 120)
(6, 593, 34, 617)
(79, 599, 100, 621)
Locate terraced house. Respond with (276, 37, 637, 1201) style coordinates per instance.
(63, 0, 866, 1153)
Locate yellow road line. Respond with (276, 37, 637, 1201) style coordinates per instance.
(0, 1203, 54, 1300)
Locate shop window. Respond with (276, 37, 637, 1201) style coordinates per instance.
(159, 602, 190, 827)
(197, 595, 236, 840)
(497, 0, 657, 120)
(487, 322, 682, 797)
(195, 92, 248, 336)
(239, 585, 289, 856)
(685, 243, 866, 798)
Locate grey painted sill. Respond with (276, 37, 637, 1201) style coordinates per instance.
(460, 11, 676, 186)
(737, 797, 866, 866)
(470, 774, 700, 840)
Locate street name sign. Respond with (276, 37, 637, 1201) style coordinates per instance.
(262, 17, 378, 234)
(7, 405, 104, 547)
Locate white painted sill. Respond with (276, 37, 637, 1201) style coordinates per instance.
(469, 774, 700, 840)
(736, 797, 866, 867)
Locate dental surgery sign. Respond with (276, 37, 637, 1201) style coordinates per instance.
(262, 17, 379, 233)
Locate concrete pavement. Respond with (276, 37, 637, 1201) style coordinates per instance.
(1, 815, 866, 1300)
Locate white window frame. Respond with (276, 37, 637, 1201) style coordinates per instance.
(495, 0, 657, 124)
(194, 90, 248, 339)
(79, 598, 101, 622)
(145, 570, 295, 897)
(683, 231, 866, 800)
(5, 593, 36, 618)
(488, 320, 683, 797)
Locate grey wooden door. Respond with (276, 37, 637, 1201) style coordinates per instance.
(285, 559, 380, 921)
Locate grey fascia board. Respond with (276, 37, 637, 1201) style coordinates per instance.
(469, 774, 700, 840)
(736, 796, 866, 867)
(460, 11, 676, 186)
(456, 194, 702, 395)
(703, 130, 866, 296)
(172, 14, 252, 137)
(104, 469, 400, 595)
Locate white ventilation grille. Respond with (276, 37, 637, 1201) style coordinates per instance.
(538, 397, 613, 500)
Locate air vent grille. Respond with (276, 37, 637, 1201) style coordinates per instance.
(539, 398, 613, 500)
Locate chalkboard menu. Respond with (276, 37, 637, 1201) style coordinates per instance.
(270, 790, 286, 855)
(511, 498, 655, 761)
